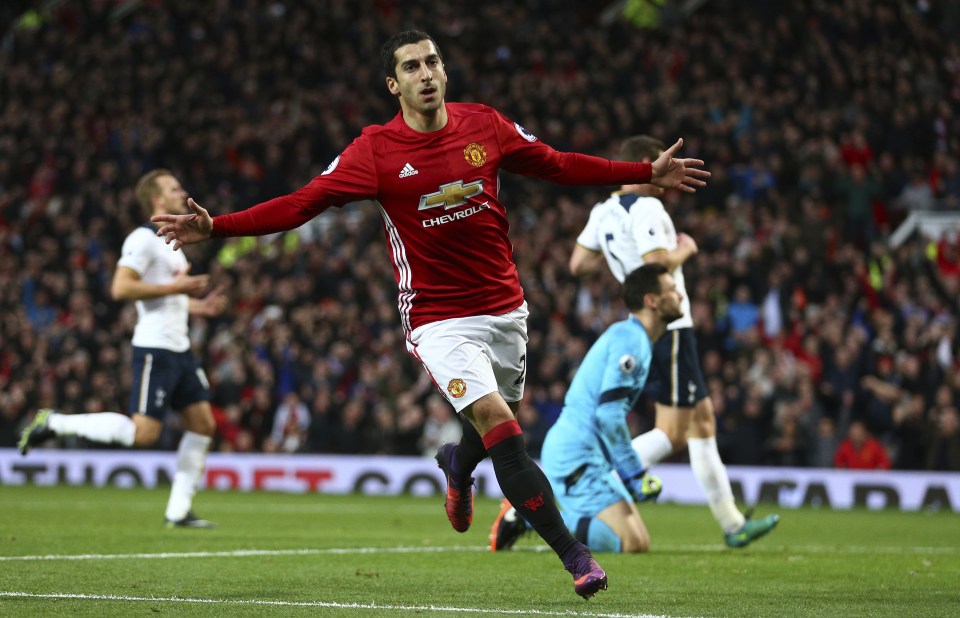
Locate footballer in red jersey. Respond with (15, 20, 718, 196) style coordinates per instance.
(154, 29, 710, 599)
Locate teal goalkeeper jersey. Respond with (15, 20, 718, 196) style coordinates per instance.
(557, 315, 653, 478)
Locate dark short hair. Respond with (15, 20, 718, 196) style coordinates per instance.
(620, 135, 665, 163)
(381, 30, 442, 78)
(623, 263, 669, 312)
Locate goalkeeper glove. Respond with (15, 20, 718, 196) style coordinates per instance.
(624, 472, 663, 503)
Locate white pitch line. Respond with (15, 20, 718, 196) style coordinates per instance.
(7, 500, 445, 515)
(1, 543, 957, 563)
(0, 546, 486, 562)
(0, 591, 676, 618)
(653, 543, 960, 555)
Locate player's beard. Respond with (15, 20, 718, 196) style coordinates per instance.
(664, 307, 684, 324)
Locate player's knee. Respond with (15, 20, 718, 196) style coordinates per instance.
(464, 392, 514, 434)
(688, 400, 717, 438)
(182, 403, 216, 437)
(696, 396, 716, 418)
(187, 412, 216, 437)
(656, 411, 691, 450)
(687, 418, 715, 439)
(195, 418, 216, 437)
(132, 433, 159, 447)
(620, 529, 651, 553)
(660, 426, 687, 451)
(587, 513, 649, 553)
(133, 421, 162, 446)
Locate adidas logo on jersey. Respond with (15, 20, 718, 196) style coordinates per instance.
(399, 163, 419, 178)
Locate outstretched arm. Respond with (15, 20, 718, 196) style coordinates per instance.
(152, 198, 213, 251)
(650, 138, 711, 193)
(152, 144, 376, 250)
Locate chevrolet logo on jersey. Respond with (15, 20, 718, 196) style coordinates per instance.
(418, 180, 483, 210)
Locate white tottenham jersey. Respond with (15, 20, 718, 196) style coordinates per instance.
(576, 192, 693, 330)
(117, 225, 191, 351)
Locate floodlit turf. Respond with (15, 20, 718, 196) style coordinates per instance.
(1, 485, 958, 617)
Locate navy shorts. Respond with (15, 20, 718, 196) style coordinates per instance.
(642, 328, 709, 408)
(129, 347, 211, 419)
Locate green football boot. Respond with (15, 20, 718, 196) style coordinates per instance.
(18, 408, 55, 455)
(725, 512, 780, 548)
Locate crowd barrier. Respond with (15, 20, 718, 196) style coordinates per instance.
(1, 449, 957, 512)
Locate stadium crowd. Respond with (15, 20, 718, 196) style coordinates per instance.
(2, 0, 960, 472)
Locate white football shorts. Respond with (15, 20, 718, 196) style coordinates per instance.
(406, 302, 529, 413)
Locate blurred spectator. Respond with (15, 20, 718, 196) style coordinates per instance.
(938, 156, 960, 208)
(897, 169, 935, 211)
(833, 162, 882, 247)
(759, 267, 787, 341)
(834, 421, 891, 470)
(859, 358, 903, 440)
(719, 386, 769, 466)
(840, 131, 873, 169)
(334, 398, 368, 455)
(764, 411, 808, 467)
(724, 284, 759, 349)
(267, 391, 310, 453)
(891, 392, 929, 470)
(924, 406, 960, 471)
(214, 403, 245, 452)
(393, 394, 425, 456)
(516, 400, 547, 459)
(810, 417, 839, 469)
(419, 394, 462, 458)
(240, 385, 275, 449)
(531, 382, 567, 430)
(306, 386, 339, 453)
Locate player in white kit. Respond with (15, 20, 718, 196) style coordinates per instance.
(570, 136, 778, 548)
(19, 169, 226, 527)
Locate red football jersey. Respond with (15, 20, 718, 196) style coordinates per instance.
(212, 103, 652, 332)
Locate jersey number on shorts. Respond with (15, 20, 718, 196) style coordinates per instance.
(513, 354, 526, 386)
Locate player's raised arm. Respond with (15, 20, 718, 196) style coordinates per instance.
(151, 198, 213, 251)
(650, 138, 711, 193)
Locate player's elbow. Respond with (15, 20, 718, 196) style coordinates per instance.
(569, 252, 595, 277)
(569, 257, 584, 276)
(110, 281, 129, 301)
(110, 278, 135, 301)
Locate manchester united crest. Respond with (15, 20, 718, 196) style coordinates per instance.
(447, 378, 467, 399)
(463, 143, 487, 168)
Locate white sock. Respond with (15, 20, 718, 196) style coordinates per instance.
(632, 428, 674, 467)
(48, 412, 136, 447)
(165, 431, 211, 521)
(688, 436, 745, 533)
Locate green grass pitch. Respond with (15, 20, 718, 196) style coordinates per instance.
(1, 484, 958, 617)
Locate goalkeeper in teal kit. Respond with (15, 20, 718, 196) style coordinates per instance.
(491, 263, 682, 553)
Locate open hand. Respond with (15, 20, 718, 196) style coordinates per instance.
(676, 232, 699, 254)
(650, 138, 711, 193)
(152, 198, 213, 251)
